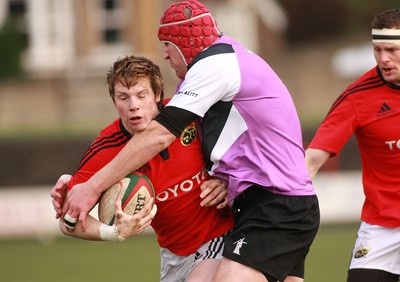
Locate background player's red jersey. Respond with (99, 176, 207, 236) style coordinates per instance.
(309, 67, 400, 227)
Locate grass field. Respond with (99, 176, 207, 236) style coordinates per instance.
(0, 223, 359, 282)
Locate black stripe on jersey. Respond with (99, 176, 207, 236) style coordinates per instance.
(155, 106, 198, 137)
(156, 43, 235, 143)
(202, 101, 233, 170)
(188, 43, 235, 70)
(77, 131, 130, 170)
(327, 75, 384, 116)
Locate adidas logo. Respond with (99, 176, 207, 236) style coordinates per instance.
(376, 102, 396, 118)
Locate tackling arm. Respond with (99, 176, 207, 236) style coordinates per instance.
(305, 148, 331, 179)
(62, 120, 176, 231)
(87, 120, 176, 193)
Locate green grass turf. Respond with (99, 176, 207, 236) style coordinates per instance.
(0, 223, 359, 282)
(306, 223, 358, 281)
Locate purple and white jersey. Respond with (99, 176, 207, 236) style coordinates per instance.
(160, 35, 315, 201)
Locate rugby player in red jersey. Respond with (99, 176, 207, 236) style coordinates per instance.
(306, 8, 400, 282)
(51, 55, 233, 282)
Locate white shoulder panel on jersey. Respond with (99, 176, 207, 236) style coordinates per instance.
(167, 52, 241, 117)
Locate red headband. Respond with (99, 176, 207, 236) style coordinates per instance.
(158, 1, 220, 66)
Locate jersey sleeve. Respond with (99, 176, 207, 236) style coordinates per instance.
(166, 54, 240, 117)
(308, 97, 358, 156)
(154, 106, 198, 137)
(67, 120, 129, 190)
(68, 152, 110, 190)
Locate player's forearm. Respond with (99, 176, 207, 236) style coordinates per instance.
(59, 215, 125, 242)
(59, 215, 102, 240)
(305, 148, 331, 179)
(86, 121, 176, 195)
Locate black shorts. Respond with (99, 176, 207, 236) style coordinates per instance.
(223, 186, 320, 282)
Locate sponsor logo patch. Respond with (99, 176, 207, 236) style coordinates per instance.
(354, 247, 370, 259)
(376, 102, 396, 118)
(181, 125, 196, 146)
(233, 238, 247, 255)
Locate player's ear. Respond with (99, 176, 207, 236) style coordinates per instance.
(155, 92, 162, 103)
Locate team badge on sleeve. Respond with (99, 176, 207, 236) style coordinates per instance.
(181, 125, 196, 146)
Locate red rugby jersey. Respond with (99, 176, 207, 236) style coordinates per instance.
(69, 117, 233, 255)
(309, 67, 400, 227)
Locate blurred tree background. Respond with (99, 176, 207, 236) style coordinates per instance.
(1, 0, 398, 78)
(281, 0, 398, 44)
(0, 17, 24, 79)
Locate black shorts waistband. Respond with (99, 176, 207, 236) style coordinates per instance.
(233, 185, 276, 211)
(236, 185, 273, 201)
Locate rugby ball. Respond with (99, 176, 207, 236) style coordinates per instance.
(98, 172, 155, 225)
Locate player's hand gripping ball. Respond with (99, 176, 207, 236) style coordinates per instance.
(98, 172, 155, 225)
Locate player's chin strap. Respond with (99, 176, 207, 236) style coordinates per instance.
(372, 28, 400, 44)
(99, 224, 126, 242)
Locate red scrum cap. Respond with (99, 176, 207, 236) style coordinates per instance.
(158, 1, 221, 66)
